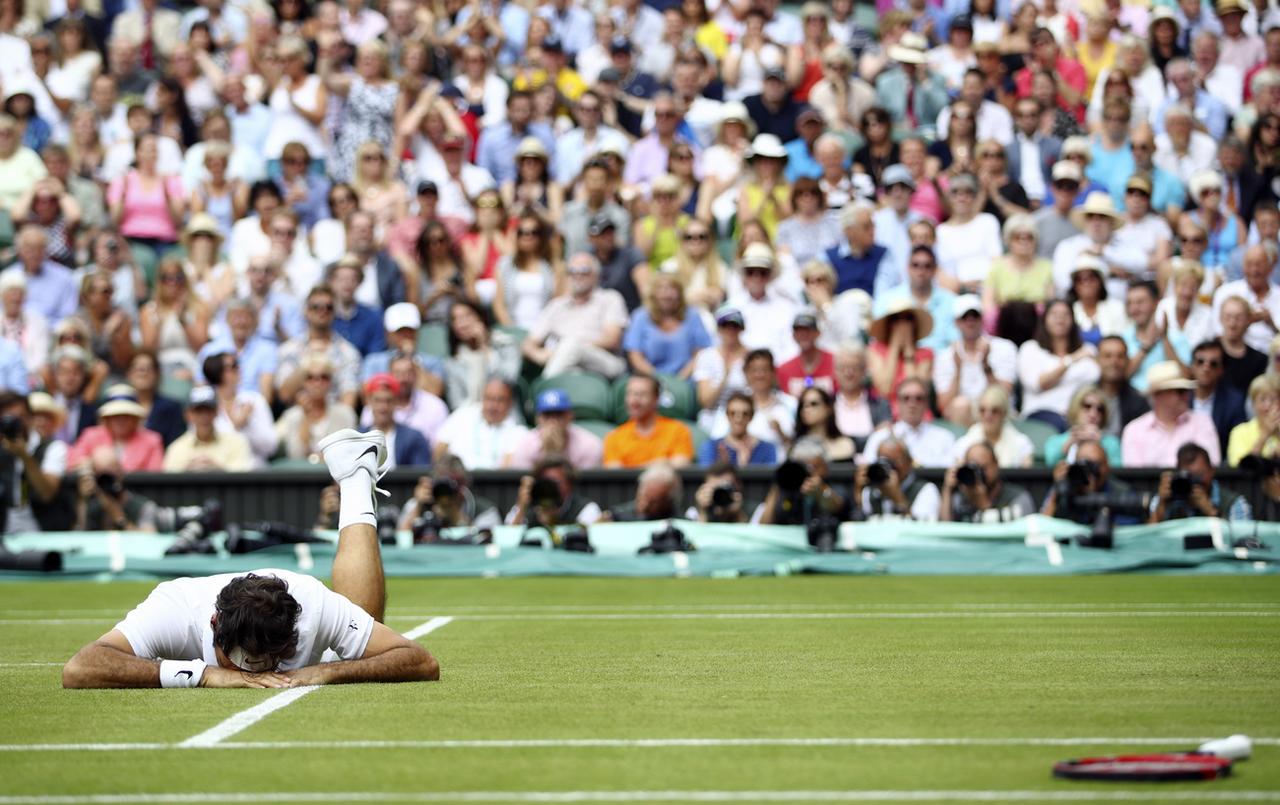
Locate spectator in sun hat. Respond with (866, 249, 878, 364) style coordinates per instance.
(874, 32, 950, 140)
(1033, 161, 1084, 258)
(66, 384, 164, 472)
(360, 372, 431, 469)
(1121, 360, 1222, 467)
(726, 243, 802, 361)
(162, 386, 253, 472)
(1051, 191, 1145, 297)
(505, 388, 605, 470)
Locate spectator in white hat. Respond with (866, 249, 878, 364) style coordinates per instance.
(1051, 191, 1146, 297)
(1032, 161, 1084, 257)
(1121, 360, 1222, 466)
(934, 294, 1018, 427)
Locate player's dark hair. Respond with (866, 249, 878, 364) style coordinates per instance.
(212, 574, 301, 664)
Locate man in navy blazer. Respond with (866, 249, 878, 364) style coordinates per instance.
(1190, 340, 1247, 458)
(363, 374, 432, 469)
(1006, 97, 1062, 208)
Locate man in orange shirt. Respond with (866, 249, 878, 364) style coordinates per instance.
(602, 375, 693, 468)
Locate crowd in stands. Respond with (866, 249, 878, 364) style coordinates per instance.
(1, 0, 1280, 534)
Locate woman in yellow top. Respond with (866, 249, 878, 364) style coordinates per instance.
(735, 134, 792, 242)
(634, 174, 691, 268)
(981, 213, 1054, 317)
(1228, 374, 1280, 466)
(1076, 13, 1118, 100)
(681, 0, 727, 61)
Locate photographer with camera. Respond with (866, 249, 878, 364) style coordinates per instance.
(940, 441, 1035, 523)
(1247, 455, 1280, 521)
(1041, 439, 1143, 526)
(759, 440, 849, 551)
(852, 437, 940, 522)
(0, 391, 71, 533)
(397, 454, 502, 540)
(505, 454, 603, 528)
(692, 461, 749, 524)
(1149, 442, 1253, 524)
(604, 463, 683, 522)
(73, 445, 159, 532)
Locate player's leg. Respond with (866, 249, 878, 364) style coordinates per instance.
(319, 429, 389, 622)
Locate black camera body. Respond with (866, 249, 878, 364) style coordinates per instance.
(0, 414, 23, 441)
(412, 509, 444, 544)
(432, 478, 460, 500)
(377, 505, 400, 546)
(955, 463, 984, 487)
(1170, 471, 1202, 502)
(530, 477, 562, 509)
(775, 460, 809, 493)
(639, 522, 695, 554)
(97, 473, 126, 498)
(866, 459, 893, 486)
(807, 513, 841, 553)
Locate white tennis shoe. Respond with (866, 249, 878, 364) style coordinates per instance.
(319, 428, 390, 498)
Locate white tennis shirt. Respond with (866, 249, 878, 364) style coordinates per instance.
(114, 569, 374, 670)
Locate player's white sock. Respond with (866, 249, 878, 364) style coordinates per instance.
(338, 472, 377, 530)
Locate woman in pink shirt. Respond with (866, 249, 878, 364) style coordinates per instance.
(66, 385, 165, 473)
(108, 133, 185, 264)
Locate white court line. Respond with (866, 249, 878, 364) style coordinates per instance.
(0, 791, 1279, 803)
(380, 611, 1280, 621)
(1, 736, 1278, 752)
(0, 662, 61, 667)
(177, 617, 452, 749)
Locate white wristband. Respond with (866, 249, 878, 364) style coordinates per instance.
(160, 659, 208, 689)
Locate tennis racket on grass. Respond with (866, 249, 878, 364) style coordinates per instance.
(1053, 735, 1251, 782)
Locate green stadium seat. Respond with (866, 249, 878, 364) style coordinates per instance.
(158, 376, 193, 404)
(933, 418, 968, 439)
(417, 323, 450, 359)
(1014, 418, 1060, 466)
(575, 418, 615, 440)
(685, 421, 709, 456)
(533, 373, 613, 421)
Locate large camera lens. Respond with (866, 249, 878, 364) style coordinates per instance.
(956, 464, 981, 487)
(710, 485, 735, 508)
(530, 477, 562, 508)
(432, 478, 459, 499)
(866, 460, 891, 486)
(775, 460, 809, 492)
(0, 414, 23, 441)
(1170, 471, 1195, 501)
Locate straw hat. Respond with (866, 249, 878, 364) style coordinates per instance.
(714, 101, 756, 140)
(1070, 192, 1125, 229)
(515, 136, 548, 160)
(1146, 361, 1197, 393)
(1070, 252, 1108, 279)
(868, 297, 934, 344)
(98, 384, 147, 419)
(888, 33, 929, 65)
(182, 213, 223, 252)
(737, 242, 777, 275)
(28, 391, 65, 426)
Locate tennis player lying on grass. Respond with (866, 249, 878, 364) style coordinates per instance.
(62, 429, 440, 689)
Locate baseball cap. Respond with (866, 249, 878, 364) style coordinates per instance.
(952, 294, 983, 319)
(609, 36, 632, 54)
(793, 311, 819, 329)
(797, 106, 824, 125)
(950, 13, 973, 30)
(882, 163, 915, 190)
(588, 213, 617, 236)
(187, 385, 217, 409)
(384, 302, 422, 332)
(416, 180, 438, 196)
(364, 373, 403, 396)
(598, 66, 623, 83)
(535, 388, 573, 414)
(764, 66, 787, 81)
(542, 35, 564, 53)
(715, 306, 745, 328)
(1126, 173, 1153, 195)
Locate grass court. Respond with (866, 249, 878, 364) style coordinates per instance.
(1, 574, 1279, 804)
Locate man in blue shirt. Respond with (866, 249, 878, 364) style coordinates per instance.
(197, 298, 279, 402)
(329, 258, 386, 357)
(825, 201, 899, 298)
(783, 107, 825, 182)
(1121, 281, 1192, 393)
(475, 91, 555, 185)
(1, 225, 76, 325)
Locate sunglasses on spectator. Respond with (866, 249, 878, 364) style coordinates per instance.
(1180, 234, 1207, 244)
(801, 399, 826, 408)
(159, 273, 185, 284)
(683, 232, 709, 241)
(1081, 400, 1105, 412)
(743, 267, 771, 277)
(898, 393, 926, 402)
(517, 227, 541, 237)
(1193, 358, 1222, 367)
(306, 373, 332, 381)
(978, 407, 1005, 415)
(1054, 181, 1079, 191)
(309, 302, 334, 312)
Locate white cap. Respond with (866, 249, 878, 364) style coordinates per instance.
(953, 294, 982, 318)
(384, 302, 421, 332)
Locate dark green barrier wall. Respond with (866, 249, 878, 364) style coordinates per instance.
(122, 467, 1263, 528)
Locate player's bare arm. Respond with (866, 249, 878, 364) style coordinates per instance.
(62, 630, 289, 689)
(284, 622, 440, 687)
